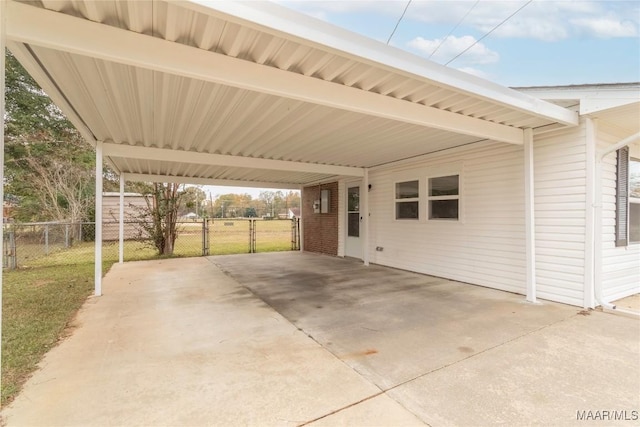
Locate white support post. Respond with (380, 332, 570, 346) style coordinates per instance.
(299, 186, 304, 251)
(362, 169, 370, 266)
(584, 118, 596, 308)
(95, 141, 103, 296)
(118, 173, 125, 264)
(0, 0, 7, 397)
(524, 128, 537, 303)
(337, 180, 346, 257)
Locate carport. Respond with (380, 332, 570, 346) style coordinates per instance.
(3, 253, 639, 425)
(0, 0, 587, 412)
(0, 0, 577, 297)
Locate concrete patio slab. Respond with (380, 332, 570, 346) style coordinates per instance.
(308, 394, 424, 426)
(1, 257, 410, 426)
(388, 311, 640, 426)
(614, 294, 640, 312)
(3, 252, 639, 426)
(212, 253, 576, 389)
(213, 252, 640, 426)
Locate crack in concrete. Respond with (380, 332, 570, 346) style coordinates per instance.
(206, 256, 589, 427)
(299, 312, 581, 426)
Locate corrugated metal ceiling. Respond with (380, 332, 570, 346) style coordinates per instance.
(9, 0, 578, 188)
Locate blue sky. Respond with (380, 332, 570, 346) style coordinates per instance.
(279, 0, 640, 87)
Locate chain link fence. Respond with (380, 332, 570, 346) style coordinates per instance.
(3, 218, 300, 270)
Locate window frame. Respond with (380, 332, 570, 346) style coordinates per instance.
(629, 198, 640, 244)
(615, 148, 640, 246)
(629, 156, 640, 244)
(394, 179, 420, 221)
(427, 174, 460, 221)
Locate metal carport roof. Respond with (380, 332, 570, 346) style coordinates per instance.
(5, 0, 578, 189)
(0, 0, 583, 382)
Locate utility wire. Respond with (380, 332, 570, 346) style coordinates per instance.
(387, 0, 412, 45)
(429, 0, 480, 59)
(445, 0, 533, 66)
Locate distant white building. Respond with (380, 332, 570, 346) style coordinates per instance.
(288, 208, 300, 219)
(102, 193, 147, 241)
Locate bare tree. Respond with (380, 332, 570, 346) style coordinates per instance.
(131, 183, 184, 256)
(23, 154, 94, 224)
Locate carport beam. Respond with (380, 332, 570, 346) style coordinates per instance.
(524, 128, 537, 303)
(95, 141, 103, 296)
(118, 173, 124, 264)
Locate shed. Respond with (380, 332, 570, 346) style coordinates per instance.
(102, 192, 147, 241)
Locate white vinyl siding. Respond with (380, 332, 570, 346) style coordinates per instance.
(598, 123, 640, 302)
(359, 120, 636, 307)
(368, 141, 526, 295)
(533, 125, 587, 307)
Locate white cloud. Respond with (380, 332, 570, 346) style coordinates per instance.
(488, 2, 638, 40)
(408, 35, 500, 65)
(282, 1, 639, 42)
(571, 17, 638, 38)
(404, 1, 575, 42)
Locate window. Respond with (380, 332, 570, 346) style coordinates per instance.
(630, 157, 640, 243)
(428, 175, 459, 220)
(395, 180, 419, 220)
(347, 186, 360, 237)
(615, 148, 640, 246)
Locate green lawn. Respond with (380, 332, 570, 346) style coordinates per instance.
(1, 219, 296, 405)
(2, 263, 96, 404)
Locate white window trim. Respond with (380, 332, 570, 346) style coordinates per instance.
(630, 155, 640, 245)
(427, 173, 462, 222)
(394, 179, 420, 221)
(630, 196, 640, 245)
(389, 162, 463, 224)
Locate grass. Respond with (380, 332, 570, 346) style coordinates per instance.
(1, 219, 296, 406)
(1, 263, 96, 405)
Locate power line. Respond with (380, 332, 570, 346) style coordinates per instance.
(387, 0, 412, 45)
(445, 0, 533, 66)
(429, 0, 480, 59)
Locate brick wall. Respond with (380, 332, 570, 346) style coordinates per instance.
(302, 182, 338, 256)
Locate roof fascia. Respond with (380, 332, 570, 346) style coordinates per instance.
(6, 1, 525, 145)
(180, 0, 578, 127)
(517, 86, 640, 115)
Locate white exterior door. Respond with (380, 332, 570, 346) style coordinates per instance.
(345, 183, 362, 259)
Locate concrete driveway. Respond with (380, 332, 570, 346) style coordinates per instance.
(3, 252, 639, 426)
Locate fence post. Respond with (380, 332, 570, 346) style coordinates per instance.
(65, 223, 70, 248)
(9, 227, 16, 269)
(3, 226, 17, 270)
(44, 224, 49, 256)
(202, 218, 209, 256)
(291, 218, 300, 251)
(249, 219, 257, 253)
